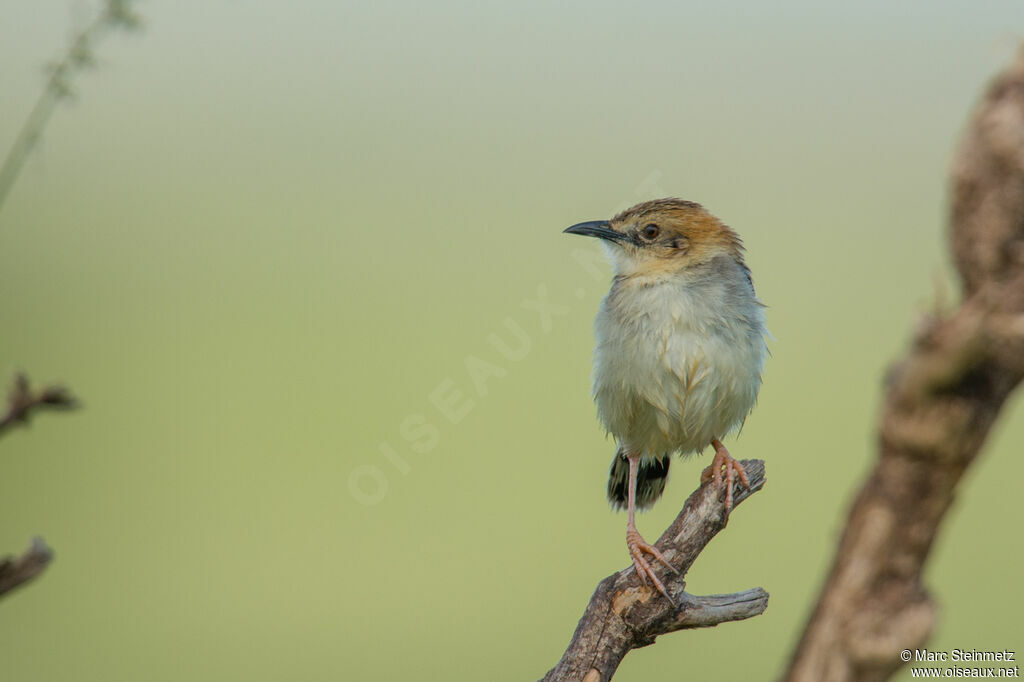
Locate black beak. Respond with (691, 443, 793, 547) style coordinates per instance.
(563, 220, 629, 243)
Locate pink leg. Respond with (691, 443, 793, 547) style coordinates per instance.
(700, 439, 750, 513)
(624, 452, 678, 601)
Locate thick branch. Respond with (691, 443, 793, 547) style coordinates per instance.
(0, 538, 53, 598)
(0, 372, 78, 439)
(542, 460, 768, 682)
(783, 47, 1024, 682)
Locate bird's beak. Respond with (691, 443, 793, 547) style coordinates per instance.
(563, 220, 629, 243)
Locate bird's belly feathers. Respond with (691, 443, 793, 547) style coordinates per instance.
(593, 273, 766, 456)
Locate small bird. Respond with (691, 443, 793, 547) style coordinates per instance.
(564, 198, 769, 600)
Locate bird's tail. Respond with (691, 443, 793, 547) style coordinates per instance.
(607, 450, 670, 511)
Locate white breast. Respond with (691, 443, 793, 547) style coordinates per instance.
(592, 255, 767, 458)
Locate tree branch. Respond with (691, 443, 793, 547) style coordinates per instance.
(783, 47, 1024, 682)
(0, 372, 78, 439)
(0, 371, 73, 602)
(0, 538, 54, 598)
(0, 0, 141, 214)
(542, 460, 768, 682)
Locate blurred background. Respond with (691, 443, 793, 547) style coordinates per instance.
(1, 1, 1022, 680)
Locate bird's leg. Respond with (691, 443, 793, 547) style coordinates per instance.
(701, 438, 751, 513)
(624, 452, 678, 602)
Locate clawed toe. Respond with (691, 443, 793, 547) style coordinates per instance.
(626, 528, 677, 602)
(703, 439, 750, 514)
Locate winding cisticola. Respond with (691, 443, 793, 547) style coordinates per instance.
(565, 198, 769, 599)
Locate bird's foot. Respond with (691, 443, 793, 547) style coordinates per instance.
(700, 440, 750, 514)
(626, 526, 677, 602)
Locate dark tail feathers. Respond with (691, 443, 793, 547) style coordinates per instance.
(607, 451, 670, 511)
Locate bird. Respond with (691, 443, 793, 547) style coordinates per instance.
(564, 198, 769, 600)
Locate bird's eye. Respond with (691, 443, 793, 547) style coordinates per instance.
(641, 224, 660, 240)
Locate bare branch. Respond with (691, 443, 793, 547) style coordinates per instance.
(0, 538, 54, 598)
(542, 460, 768, 682)
(783, 46, 1024, 682)
(0, 0, 141, 214)
(0, 372, 78, 438)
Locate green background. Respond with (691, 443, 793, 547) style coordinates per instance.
(2, 1, 1022, 680)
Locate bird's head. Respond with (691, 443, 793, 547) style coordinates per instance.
(564, 198, 744, 279)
